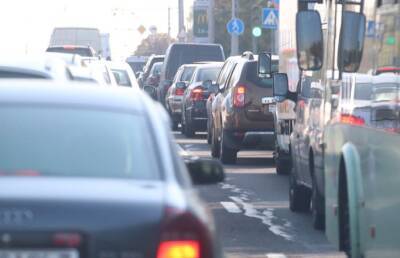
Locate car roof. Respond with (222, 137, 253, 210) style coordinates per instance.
(0, 56, 67, 78)
(48, 45, 92, 49)
(193, 62, 224, 69)
(0, 80, 147, 112)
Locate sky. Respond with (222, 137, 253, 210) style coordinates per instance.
(0, 0, 193, 60)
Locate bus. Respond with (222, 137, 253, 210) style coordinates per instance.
(271, 0, 400, 257)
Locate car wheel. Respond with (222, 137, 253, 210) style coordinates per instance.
(211, 125, 220, 158)
(180, 112, 186, 135)
(275, 149, 290, 175)
(207, 119, 212, 144)
(184, 113, 195, 137)
(289, 169, 311, 212)
(219, 130, 237, 164)
(311, 177, 325, 230)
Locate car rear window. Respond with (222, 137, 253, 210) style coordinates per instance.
(128, 62, 145, 73)
(112, 69, 132, 87)
(166, 45, 224, 80)
(47, 47, 93, 57)
(246, 62, 273, 88)
(354, 83, 373, 100)
(0, 71, 49, 79)
(0, 107, 160, 180)
(195, 67, 221, 83)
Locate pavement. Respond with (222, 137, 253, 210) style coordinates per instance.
(174, 132, 346, 258)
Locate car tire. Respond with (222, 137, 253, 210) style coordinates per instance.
(219, 130, 237, 164)
(289, 169, 311, 212)
(211, 125, 220, 158)
(184, 113, 195, 137)
(311, 177, 325, 230)
(275, 150, 290, 175)
(207, 119, 212, 144)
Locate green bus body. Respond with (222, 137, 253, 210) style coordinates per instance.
(289, 0, 400, 257)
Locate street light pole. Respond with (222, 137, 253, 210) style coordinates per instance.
(231, 0, 239, 56)
(178, 0, 185, 42)
(208, 0, 215, 43)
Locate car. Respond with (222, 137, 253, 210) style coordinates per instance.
(45, 52, 83, 67)
(125, 55, 148, 75)
(181, 62, 224, 137)
(165, 64, 197, 130)
(157, 43, 225, 106)
(210, 53, 276, 164)
(145, 62, 163, 87)
(138, 55, 165, 88)
(46, 45, 97, 57)
(0, 56, 72, 81)
(83, 60, 118, 86)
(0, 80, 225, 258)
(107, 61, 140, 88)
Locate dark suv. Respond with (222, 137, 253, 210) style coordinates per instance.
(157, 43, 225, 106)
(210, 53, 277, 164)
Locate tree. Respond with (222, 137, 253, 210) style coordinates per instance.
(134, 33, 175, 56)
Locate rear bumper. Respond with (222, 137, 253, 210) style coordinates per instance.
(224, 130, 275, 150)
(187, 101, 208, 131)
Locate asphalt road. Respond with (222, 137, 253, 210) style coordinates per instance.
(174, 132, 346, 258)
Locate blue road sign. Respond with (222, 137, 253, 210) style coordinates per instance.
(262, 8, 279, 30)
(227, 18, 245, 35)
(366, 21, 375, 38)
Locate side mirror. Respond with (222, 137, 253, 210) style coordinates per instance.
(338, 11, 366, 73)
(273, 73, 289, 97)
(176, 81, 187, 89)
(143, 85, 157, 100)
(186, 158, 225, 185)
(296, 10, 323, 71)
(258, 52, 272, 75)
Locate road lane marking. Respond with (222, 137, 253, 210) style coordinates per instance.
(220, 202, 242, 213)
(266, 253, 287, 258)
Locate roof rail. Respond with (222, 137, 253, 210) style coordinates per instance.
(242, 51, 254, 60)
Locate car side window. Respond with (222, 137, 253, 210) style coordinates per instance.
(173, 68, 183, 83)
(226, 64, 241, 90)
(217, 61, 231, 85)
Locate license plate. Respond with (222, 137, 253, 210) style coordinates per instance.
(261, 97, 275, 105)
(0, 250, 79, 258)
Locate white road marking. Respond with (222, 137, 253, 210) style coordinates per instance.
(266, 253, 287, 258)
(220, 201, 242, 213)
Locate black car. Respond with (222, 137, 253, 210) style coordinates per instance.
(138, 55, 164, 88)
(157, 43, 225, 106)
(0, 80, 224, 258)
(181, 63, 223, 137)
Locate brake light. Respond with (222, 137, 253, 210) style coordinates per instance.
(340, 114, 365, 126)
(157, 207, 211, 258)
(53, 233, 82, 248)
(175, 88, 185, 96)
(63, 45, 76, 50)
(190, 87, 204, 101)
(233, 85, 246, 108)
(157, 241, 199, 258)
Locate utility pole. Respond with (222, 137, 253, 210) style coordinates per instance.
(208, 0, 215, 43)
(168, 7, 171, 40)
(231, 0, 239, 56)
(178, 0, 185, 42)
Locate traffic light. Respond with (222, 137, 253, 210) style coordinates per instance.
(251, 4, 261, 32)
(252, 27, 262, 37)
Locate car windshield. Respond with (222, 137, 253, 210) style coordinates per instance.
(0, 106, 160, 180)
(354, 83, 373, 100)
(112, 69, 131, 87)
(46, 47, 93, 57)
(195, 67, 221, 83)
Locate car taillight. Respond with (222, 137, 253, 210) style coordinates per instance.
(175, 88, 185, 96)
(233, 85, 246, 108)
(340, 114, 365, 126)
(190, 87, 204, 101)
(53, 233, 82, 248)
(157, 207, 211, 258)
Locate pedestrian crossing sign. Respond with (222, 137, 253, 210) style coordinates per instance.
(262, 8, 279, 30)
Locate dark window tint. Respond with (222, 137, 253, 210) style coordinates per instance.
(0, 107, 160, 180)
(181, 67, 196, 82)
(354, 83, 373, 100)
(195, 67, 221, 83)
(0, 71, 49, 79)
(151, 63, 162, 76)
(128, 62, 145, 73)
(246, 62, 273, 88)
(144, 57, 164, 75)
(46, 47, 93, 57)
(166, 45, 224, 80)
(112, 69, 131, 87)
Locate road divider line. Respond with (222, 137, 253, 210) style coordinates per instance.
(220, 202, 242, 213)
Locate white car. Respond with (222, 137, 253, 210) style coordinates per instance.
(107, 61, 140, 88)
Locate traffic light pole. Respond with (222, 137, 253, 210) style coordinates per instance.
(208, 0, 215, 43)
(231, 0, 239, 56)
